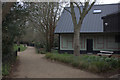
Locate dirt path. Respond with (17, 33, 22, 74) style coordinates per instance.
(12, 47, 102, 78)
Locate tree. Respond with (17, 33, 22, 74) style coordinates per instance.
(2, 2, 29, 55)
(2, 2, 15, 21)
(29, 2, 61, 52)
(21, 21, 46, 46)
(65, 0, 96, 56)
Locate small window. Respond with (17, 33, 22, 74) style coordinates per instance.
(93, 9, 102, 14)
(115, 35, 120, 43)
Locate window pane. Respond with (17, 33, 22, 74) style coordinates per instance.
(93, 9, 102, 14)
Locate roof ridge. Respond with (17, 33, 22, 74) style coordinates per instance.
(64, 3, 119, 8)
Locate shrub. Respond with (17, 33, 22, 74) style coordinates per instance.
(45, 53, 120, 73)
(71, 60, 79, 67)
(88, 64, 98, 72)
(40, 51, 46, 54)
(14, 44, 27, 52)
(35, 48, 46, 54)
(2, 63, 10, 76)
(46, 53, 53, 59)
(35, 42, 44, 49)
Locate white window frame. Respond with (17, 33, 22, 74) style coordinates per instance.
(93, 9, 102, 14)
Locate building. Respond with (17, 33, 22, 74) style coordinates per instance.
(55, 3, 120, 54)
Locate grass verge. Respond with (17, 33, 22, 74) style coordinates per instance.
(14, 44, 27, 52)
(45, 53, 120, 73)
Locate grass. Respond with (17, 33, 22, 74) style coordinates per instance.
(45, 53, 120, 73)
(14, 44, 27, 52)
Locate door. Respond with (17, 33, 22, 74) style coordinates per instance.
(87, 39, 93, 52)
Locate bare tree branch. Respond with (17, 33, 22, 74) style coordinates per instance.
(69, 0, 96, 55)
(73, 2, 82, 15)
(82, 1, 95, 20)
(70, 2, 77, 27)
(85, 0, 96, 15)
(80, 2, 83, 7)
(64, 7, 72, 14)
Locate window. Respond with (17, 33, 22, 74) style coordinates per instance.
(93, 9, 102, 14)
(115, 35, 120, 43)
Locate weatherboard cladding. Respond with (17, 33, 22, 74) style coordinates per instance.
(55, 4, 119, 33)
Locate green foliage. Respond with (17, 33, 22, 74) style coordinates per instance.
(35, 42, 44, 49)
(40, 51, 46, 54)
(14, 44, 27, 52)
(35, 48, 46, 54)
(2, 63, 10, 76)
(2, 51, 17, 76)
(51, 50, 58, 53)
(35, 42, 47, 54)
(45, 53, 120, 73)
(2, 2, 29, 55)
(2, 3, 29, 76)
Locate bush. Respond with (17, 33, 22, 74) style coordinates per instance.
(35, 42, 44, 49)
(2, 51, 17, 76)
(40, 51, 46, 54)
(45, 53, 120, 73)
(2, 63, 10, 76)
(14, 44, 27, 52)
(36, 48, 46, 54)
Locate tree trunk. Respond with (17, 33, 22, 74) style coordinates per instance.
(46, 31, 51, 52)
(46, 39, 51, 52)
(73, 26, 81, 56)
(69, 1, 95, 56)
(49, 26, 55, 51)
(47, 24, 55, 52)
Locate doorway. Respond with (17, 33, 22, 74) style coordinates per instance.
(87, 39, 93, 52)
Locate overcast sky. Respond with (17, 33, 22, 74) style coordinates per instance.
(17, 0, 120, 7)
(17, 0, 120, 4)
(97, 0, 120, 4)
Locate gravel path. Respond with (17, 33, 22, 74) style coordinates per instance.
(12, 47, 101, 78)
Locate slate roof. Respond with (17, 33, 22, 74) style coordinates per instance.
(55, 3, 119, 33)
